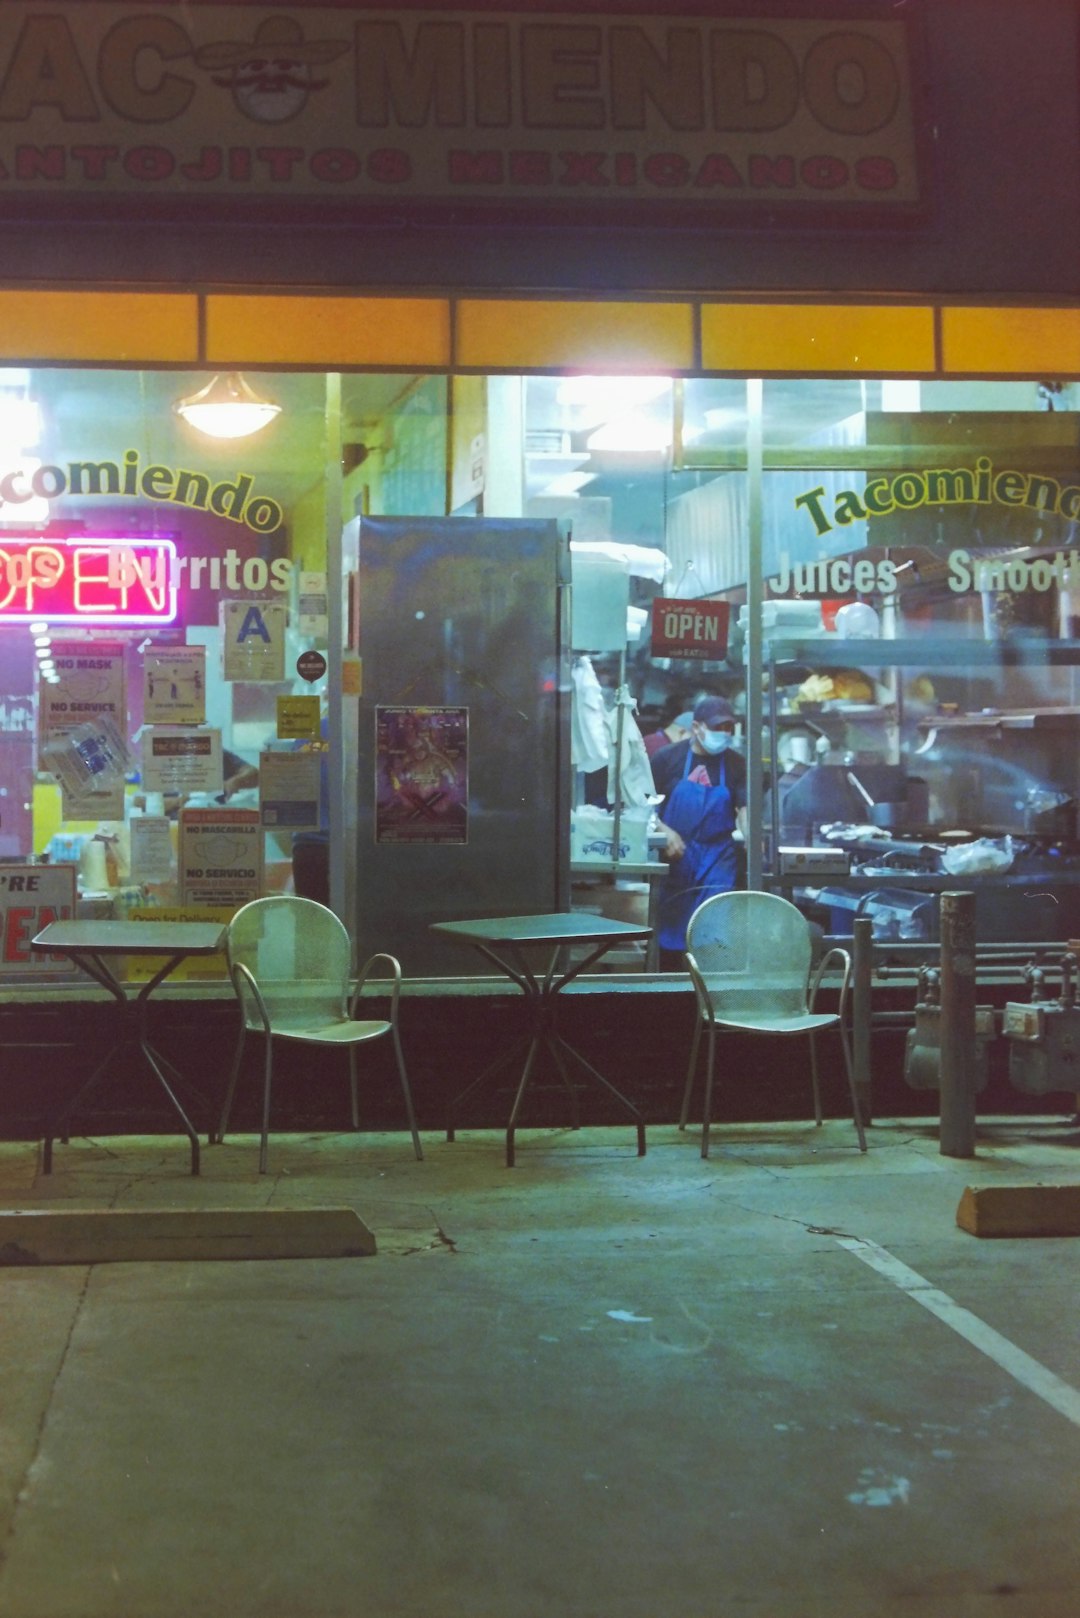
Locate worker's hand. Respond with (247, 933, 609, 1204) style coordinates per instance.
(663, 827, 686, 860)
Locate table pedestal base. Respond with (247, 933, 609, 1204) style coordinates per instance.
(41, 950, 206, 1177)
(445, 937, 647, 1167)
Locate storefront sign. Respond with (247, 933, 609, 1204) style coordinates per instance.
(179, 810, 262, 907)
(0, 8, 923, 214)
(650, 597, 729, 660)
(0, 537, 176, 624)
(794, 460, 1080, 539)
(0, 459, 283, 535)
(0, 865, 76, 978)
(375, 705, 469, 845)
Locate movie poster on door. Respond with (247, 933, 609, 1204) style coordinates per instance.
(143, 644, 206, 724)
(179, 808, 262, 907)
(375, 706, 469, 845)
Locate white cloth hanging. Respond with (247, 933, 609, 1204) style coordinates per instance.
(571, 656, 610, 773)
(606, 686, 659, 808)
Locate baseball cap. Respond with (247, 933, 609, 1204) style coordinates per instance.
(672, 711, 695, 730)
(692, 696, 735, 728)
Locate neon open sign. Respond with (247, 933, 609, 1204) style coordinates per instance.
(0, 537, 178, 624)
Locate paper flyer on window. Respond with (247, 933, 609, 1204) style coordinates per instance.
(125, 906, 234, 983)
(375, 705, 469, 845)
(179, 808, 262, 907)
(143, 644, 207, 725)
(38, 640, 129, 819)
(128, 815, 175, 883)
(259, 749, 322, 830)
(142, 728, 224, 796)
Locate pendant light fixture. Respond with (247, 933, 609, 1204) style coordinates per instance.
(174, 373, 282, 439)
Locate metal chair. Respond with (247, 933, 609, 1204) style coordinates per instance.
(216, 896, 423, 1173)
(680, 890, 867, 1159)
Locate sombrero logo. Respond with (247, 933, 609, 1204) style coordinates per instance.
(193, 16, 349, 125)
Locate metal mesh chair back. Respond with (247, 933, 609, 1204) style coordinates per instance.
(686, 891, 812, 1022)
(227, 896, 351, 1030)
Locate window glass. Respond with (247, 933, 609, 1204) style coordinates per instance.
(4, 363, 1077, 985)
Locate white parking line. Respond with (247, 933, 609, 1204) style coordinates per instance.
(837, 1236, 1080, 1429)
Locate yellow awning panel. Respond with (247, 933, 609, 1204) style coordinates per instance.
(942, 307, 1080, 376)
(0, 291, 197, 362)
(0, 288, 1074, 378)
(455, 299, 695, 371)
(206, 294, 451, 367)
(701, 302, 936, 373)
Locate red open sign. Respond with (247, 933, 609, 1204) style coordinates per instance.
(651, 597, 730, 661)
(0, 537, 177, 624)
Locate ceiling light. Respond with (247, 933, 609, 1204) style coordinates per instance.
(174, 373, 282, 439)
(586, 413, 672, 453)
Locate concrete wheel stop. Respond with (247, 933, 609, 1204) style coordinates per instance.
(0, 1207, 376, 1265)
(957, 1184, 1080, 1238)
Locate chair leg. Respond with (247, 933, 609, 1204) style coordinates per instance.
(258, 1039, 275, 1175)
(393, 1025, 423, 1161)
(679, 1021, 702, 1130)
(349, 1048, 360, 1130)
(809, 1032, 823, 1126)
(839, 1020, 868, 1153)
(215, 1025, 247, 1145)
(700, 1022, 717, 1159)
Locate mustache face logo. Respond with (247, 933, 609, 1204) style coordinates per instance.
(215, 61, 329, 124)
(194, 21, 349, 126)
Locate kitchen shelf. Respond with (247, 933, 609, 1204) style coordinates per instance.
(916, 707, 1080, 730)
(769, 638, 1080, 670)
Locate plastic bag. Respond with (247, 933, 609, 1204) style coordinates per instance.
(941, 836, 1015, 876)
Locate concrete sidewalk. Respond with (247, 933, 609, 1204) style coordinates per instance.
(1, 1118, 1079, 1617)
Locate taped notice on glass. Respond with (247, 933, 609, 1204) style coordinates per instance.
(179, 808, 262, 907)
(142, 728, 223, 795)
(39, 716, 130, 821)
(143, 644, 206, 724)
(221, 600, 287, 682)
(129, 815, 174, 883)
(260, 749, 321, 830)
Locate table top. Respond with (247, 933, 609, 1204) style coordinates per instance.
(32, 919, 228, 957)
(431, 912, 652, 946)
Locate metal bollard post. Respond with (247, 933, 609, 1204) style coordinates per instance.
(852, 916, 873, 1128)
(939, 890, 977, 1157)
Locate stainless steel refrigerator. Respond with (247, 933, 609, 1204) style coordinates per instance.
(354, 516, 571, 976)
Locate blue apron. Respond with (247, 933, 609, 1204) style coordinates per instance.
(657, 747, 739, 952)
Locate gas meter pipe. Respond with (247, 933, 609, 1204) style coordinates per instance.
(940, 890, 977, 1158)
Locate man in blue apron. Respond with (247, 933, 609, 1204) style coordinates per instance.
(650, 695, 748, 971)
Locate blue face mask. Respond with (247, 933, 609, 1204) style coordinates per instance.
(697, 726, 732, 755)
